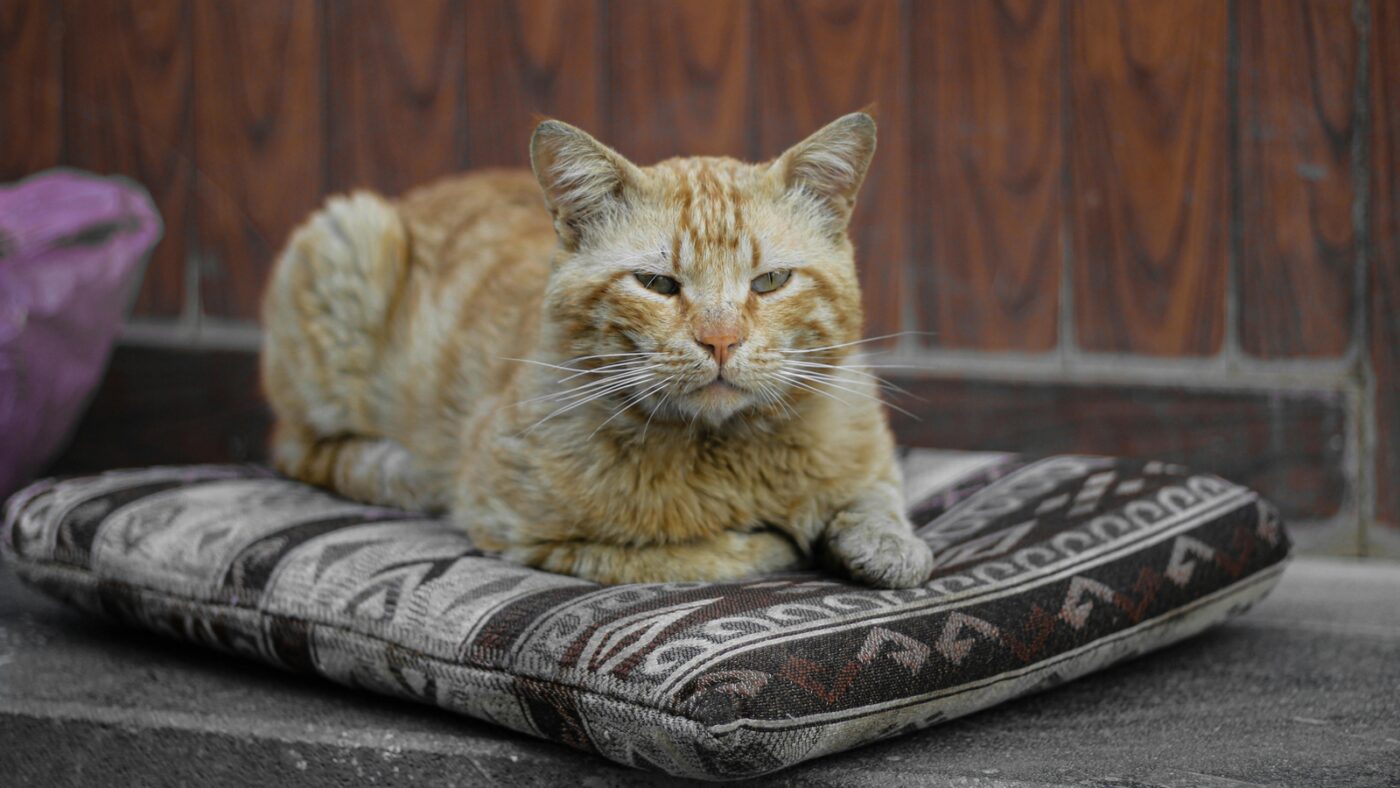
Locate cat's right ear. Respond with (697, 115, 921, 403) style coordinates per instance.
(530, 120, 640, 249)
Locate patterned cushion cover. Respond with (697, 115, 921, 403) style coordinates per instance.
(0, 452, 1289, 780)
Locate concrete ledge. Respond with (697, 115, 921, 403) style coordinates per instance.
(2, 558, 1398, 787)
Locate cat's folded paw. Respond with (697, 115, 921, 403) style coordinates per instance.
(731, 529, 807, 576)
(825, 511, 933, 589)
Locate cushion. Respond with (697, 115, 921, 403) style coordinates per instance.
(0, 451, 1290, 780)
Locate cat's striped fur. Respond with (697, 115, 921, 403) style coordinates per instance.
(260, 113, 934, 587)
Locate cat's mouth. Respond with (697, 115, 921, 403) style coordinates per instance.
(693, 376, 746, 397)
(675, 375, 757, 422)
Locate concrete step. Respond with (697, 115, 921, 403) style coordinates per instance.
(2, 557, 1398, 787)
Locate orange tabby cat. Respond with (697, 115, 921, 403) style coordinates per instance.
(260, 112, 934, 588)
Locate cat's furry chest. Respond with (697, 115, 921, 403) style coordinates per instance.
(461, 407, 883, 552)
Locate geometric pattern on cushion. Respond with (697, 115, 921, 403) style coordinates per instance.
(0, 451, 1290, 780)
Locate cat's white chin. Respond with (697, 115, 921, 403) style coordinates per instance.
(698, 379, 744, 396)
(678, 378, 752, 424)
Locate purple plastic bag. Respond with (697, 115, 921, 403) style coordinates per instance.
(0, 170, 162, 499)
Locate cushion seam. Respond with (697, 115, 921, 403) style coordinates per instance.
(3, 554, 730, 736)
(3, 551, 1287, 738)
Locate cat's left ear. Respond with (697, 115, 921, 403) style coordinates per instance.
(771, 112, 877, 234)
(530, 120, 641, 249)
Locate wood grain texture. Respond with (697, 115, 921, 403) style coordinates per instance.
(464, 0, 603, 168)
(1372, 0, 1400, 530)
(912, 0, 1063, 352)
(754, 0, 907, 341)
(61, 0, 192, 317)
(326, 0, 467, 195)
(607, 0, 752, 162)
(1069, 0, 1228, 356)
(1237, 0, 1358, 358)
(194, 0, 323, 321)
(0, 0, 61, 180)
(888, 375, 1348, 523)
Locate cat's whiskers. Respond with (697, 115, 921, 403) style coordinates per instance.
(777, 330, 934, 356)
(500, 353, 664, 402)
(685, 399, 704, 437)
(563, 350, 658, 365)
(546, 368, 656, 402)
(556, 358, 660, 384)
(519, 372, 659, 434)
(785, 360, 921, 371)
(589, 379, 671, 440)
(751, 379, 797, 421)
(777, 375, 855, 413)
(518, 359, 686, 435)
(501, 355, 653, 376)
(512, 365, 658, 408)
(639, 381, 674, 441)
(776, 369, 921, 420)
(499, 357, 607, 378)
(783, 360, 923, 400)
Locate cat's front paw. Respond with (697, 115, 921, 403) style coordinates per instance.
(825, 511, 933, 589)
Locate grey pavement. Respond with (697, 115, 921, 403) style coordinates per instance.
(1, 557, 1397, 787)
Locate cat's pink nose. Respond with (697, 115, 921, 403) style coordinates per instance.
(696, 330, 742, 367)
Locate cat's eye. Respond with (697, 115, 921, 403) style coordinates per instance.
(751, 269, 793, 294)
(635, 272, 681, 296)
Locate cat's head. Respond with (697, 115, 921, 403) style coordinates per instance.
(530, 113, 875, 427)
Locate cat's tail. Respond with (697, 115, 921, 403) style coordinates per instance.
(261, 190, 410, 438)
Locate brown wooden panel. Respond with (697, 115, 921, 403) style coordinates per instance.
(325, 0, 467, 195)
(1238, 0, 1358, 358)
(0, 0, 61, 180)
(1069, 0, 1228, 356)
(607, 0, 752, 162)
(61, 0, 192, 317)
(1373, 0, 1400, 531)
(194, 0, 323, 321)
(753, 0, 906, 341)
(889, 376, 1348, 524)
(911, 0, 1062, 352)
(464, 0, 603, 168)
